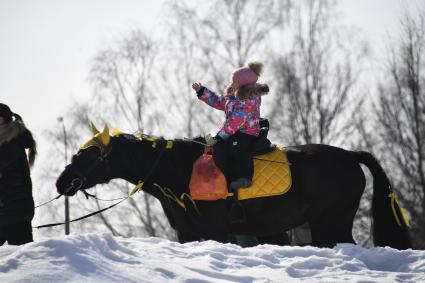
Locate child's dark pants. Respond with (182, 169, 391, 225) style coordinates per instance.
(213, 132, 256, 185)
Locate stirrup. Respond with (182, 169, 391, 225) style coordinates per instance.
(229, 202, 246, 223)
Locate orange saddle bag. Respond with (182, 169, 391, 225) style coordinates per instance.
(189, 152, 228, 200)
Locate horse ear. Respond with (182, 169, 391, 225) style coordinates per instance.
(91, 122, 100, 135)
(100, 124, 111, 146)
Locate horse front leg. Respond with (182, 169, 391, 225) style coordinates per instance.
(207, 233, 230, 244)
(177, 229, 202, 243)
(178, 230, 229, 244)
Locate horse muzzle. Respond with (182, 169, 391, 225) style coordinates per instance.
(56, 172, 86, 196)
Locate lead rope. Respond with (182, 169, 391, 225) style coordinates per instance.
(35, 182, 75, 209)
(34, 140, 163, 229)
(34, 179, 167, 229)
(34, 194, 63, 208)
(34, 138, 198, 229)
(34, 197, 129, 229)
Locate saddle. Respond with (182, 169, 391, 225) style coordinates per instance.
(189, 119, 291, 201)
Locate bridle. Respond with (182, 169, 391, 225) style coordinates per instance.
(34, 134, 203, 230)
(64, 138, 112, 195)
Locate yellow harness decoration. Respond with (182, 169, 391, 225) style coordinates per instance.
(80, 123, 122, 152)
(81, 123, 111, 151)
(389, 192, 411, 228)
(237, 147, 292, 200)
(129, 181, 145, 197)
(129, 181, 200, 215)
(127, 134, 174, 196)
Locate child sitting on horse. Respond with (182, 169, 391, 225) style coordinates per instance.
(192, 61, 268, 195)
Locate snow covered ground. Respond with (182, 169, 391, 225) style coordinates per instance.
(0, 233, 424, 283)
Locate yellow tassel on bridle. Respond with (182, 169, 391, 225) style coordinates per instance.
(389, 192, 410, 228)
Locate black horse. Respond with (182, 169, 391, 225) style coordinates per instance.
(56, 125, 411, 249)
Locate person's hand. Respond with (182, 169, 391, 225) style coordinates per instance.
(192, 82, 202, 92)
(205, 134, 218, 147)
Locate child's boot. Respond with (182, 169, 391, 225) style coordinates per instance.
(229, 178, 252, 223)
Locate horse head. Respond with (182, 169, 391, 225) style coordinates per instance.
(56, 123, 120, 196)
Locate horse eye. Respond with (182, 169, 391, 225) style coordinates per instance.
(72, 147, 101, 165)
(84, 147, 101, 160)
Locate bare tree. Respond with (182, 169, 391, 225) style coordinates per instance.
(269, 0, 366, 145)
(33, 104, 103, 237)
(162, 0, 290, 136)
(35, 29, 175, 240)
(36, 1, 291, 240)
(159, 6, 209, 137)
(269, 0, 368, 245)
(89, 28, 162, 132)
(87, 28, 175, 239)
(372, 10, 425, 249)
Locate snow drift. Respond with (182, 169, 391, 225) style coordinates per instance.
(1, 233, 424, 282)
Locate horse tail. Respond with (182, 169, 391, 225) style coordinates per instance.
(353, 151, 411, 249)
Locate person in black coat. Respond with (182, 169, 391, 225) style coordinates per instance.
(0, 103, 37, 245)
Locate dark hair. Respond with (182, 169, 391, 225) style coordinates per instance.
(0, 103, 13, 123)
(14, 113, 37, 167)
(236, 83, 269, 100)
(28, 133, 37, 168)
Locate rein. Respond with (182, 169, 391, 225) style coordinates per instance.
(128, 141, 168, 196)
(65, 138, 113, 195)
(184, 137, 290, 164)
(34, 137, 125, 229)
(128, 139, 201, 215)
(35, 135, 200, 229)
(34, 197, 129, 229)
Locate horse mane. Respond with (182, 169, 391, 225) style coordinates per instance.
(115, 132, 205, 149)
(109, 133, 206, 199)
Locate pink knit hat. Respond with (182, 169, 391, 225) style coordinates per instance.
(233, 68, 258, 87)
(232, 61, 263, 87)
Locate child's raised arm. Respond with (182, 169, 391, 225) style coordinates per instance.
(193, 82, 226, 111)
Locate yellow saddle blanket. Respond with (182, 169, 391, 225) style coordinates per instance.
(189, 147, 292, 201)
(237, 147, 292, 200)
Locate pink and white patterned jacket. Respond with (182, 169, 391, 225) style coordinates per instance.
(197, 87, 261, 140)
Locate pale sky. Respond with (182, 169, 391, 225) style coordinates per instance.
(0, 0, 163, 131)
(0, 0, 421, 133)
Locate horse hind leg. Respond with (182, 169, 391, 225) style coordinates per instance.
(308, 157, 366, 248)
(308, 190, 362, 248)
(309, 212, 356, 248)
